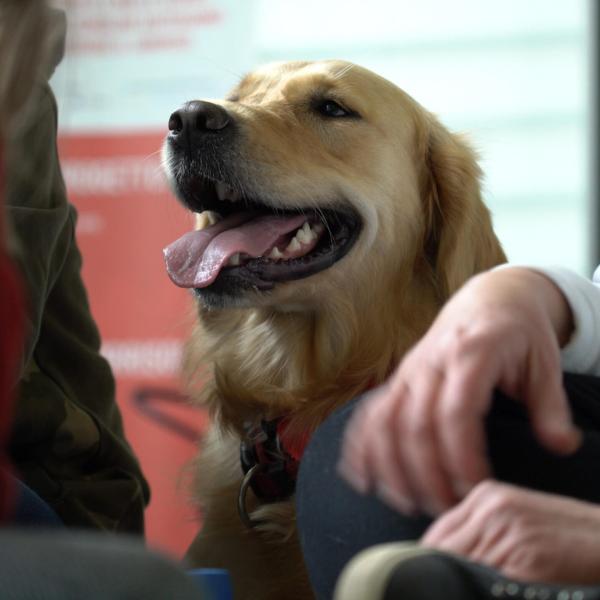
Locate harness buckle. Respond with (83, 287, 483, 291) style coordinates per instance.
(238, 418, 300, 527)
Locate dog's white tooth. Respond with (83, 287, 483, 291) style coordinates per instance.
(287, 237, 301, 252)
(296, 228, 311, 244)
(215, 181, 228, 201)
(313, 223, 325, 235)
(204, 211, 221, 225)
(268, 247, 283, 260)
(296, 222, 315, 243)
(304, 222, 317, 241)
(228, 253, 241, 266)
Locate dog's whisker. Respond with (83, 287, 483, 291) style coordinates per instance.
(142, 148, 164, 162)
(313, 206, 335, 247)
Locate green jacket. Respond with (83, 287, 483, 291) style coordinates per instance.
(5, 52, 149, 533)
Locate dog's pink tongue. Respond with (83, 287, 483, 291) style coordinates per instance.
(163, 212, 307, 288)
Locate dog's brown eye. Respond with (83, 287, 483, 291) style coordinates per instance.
(317, 100, 351, 118)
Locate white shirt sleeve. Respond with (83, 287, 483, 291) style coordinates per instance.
(497, 265, 600, 375)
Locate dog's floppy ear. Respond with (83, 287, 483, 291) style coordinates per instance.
(420, 118, 506, 298)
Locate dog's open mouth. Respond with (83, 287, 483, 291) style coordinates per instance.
(163, 177, 362, 292)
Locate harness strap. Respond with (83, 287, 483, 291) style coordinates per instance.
(240, 418, 304, 503)
(238, 381, 379, 527)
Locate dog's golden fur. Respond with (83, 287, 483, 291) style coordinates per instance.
(172, 60, 506, 600)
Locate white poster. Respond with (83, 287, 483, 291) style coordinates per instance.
(52, 0, 257, 131)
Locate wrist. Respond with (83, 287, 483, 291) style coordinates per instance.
(486, 267, 575, 347)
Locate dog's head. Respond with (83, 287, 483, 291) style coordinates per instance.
(162, 60, 505, 311)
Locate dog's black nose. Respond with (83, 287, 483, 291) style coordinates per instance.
(168, 101, 231, 136)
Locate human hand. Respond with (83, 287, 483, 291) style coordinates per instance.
(338, 268, 580, 515)
(422, 480, 600, 585)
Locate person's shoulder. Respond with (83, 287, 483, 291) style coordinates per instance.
(44, 8, 67, 80)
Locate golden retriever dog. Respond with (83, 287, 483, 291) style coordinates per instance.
(162, 60, 506, 600)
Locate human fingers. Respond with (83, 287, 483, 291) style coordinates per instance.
(420, 489, 481, 556)
(339, 386, 405, 495)
(359, 382, 421, 513)
(338, 391, 383, 494)
(522, 344, 581, 455)
(395, 363, 457, 514)
(421, 480, 513, 562)
(421, 479, 492, 546)
(366, 391, 420, 514)
(434, 356, 494, 496)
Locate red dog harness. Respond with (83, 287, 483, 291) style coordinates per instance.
(237, 383, 380, 527)
(238, 417, 310, 528)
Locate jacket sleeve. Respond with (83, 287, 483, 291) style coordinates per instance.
(5, 85, 69, 372)
(6, 82, 150, 533)
(530, 265, 600, 376)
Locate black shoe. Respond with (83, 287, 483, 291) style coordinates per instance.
(334, 542, 600, 600)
